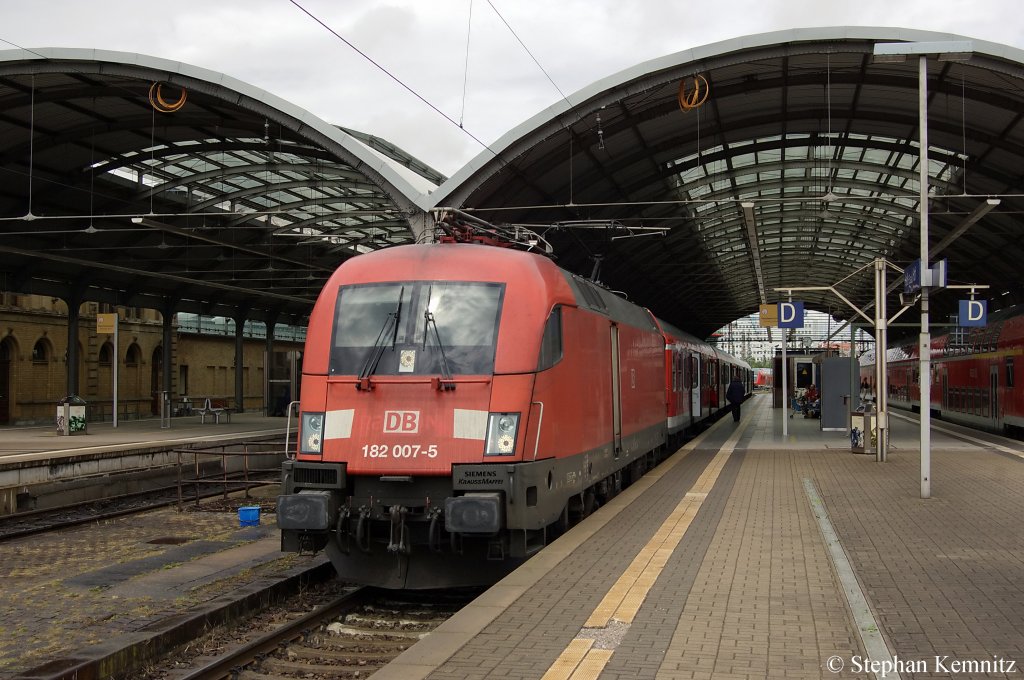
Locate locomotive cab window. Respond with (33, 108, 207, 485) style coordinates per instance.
(329, 281, 505, 376)
(537, 306, 563, 371)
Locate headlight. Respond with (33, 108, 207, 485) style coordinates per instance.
(300, 412, 325, 454)
(484, 412, 519, 456)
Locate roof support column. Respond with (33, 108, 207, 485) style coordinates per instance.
(264, 314, 277, 418)
(234, 313, 246, 414)
(161, 299, 176, 421)
(407, 210, 433, 244)
(64, 291, 82, 397)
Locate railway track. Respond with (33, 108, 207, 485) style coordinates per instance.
(147, 585, 481, 679)
(0, 473, 277, 541)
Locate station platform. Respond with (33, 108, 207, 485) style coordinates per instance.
(0, 412, 290, 463)
(0, 413, 291, 518)
(378, 394, 1024, 679)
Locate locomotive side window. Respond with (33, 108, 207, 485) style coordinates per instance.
(537, 306, 563, 371)
(330, 281, 505, 376)
(1007, 358, 1015, 388)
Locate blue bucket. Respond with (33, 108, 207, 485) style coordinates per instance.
(239, 506, 260, 527)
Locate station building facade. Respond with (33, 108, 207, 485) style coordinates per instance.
(0, 293, 302, 426)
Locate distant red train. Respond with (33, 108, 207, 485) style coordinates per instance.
(860, 305, 1024, 436)
(277, 242, 750, 588)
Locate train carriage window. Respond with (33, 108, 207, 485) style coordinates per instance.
(537, 306, 563, 371)
(1006, 358, 1015, 388)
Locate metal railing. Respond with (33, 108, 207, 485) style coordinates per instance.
(175, 442, 286, 509)
(284, 400, 300, 459)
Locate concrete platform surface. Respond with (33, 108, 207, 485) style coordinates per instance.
(377, 394, 1024, 679)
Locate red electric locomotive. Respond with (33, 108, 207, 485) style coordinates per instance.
(860, 305, 1024, 436)
(278, 240, 747, 588)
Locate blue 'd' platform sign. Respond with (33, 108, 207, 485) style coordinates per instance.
(778, 301, 805, 328)
(959, 299, 987, 327)
(905, 259, 922, 294)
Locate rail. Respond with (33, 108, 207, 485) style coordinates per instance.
(174, 587, 371, 680)
(175, 442, 286, 509)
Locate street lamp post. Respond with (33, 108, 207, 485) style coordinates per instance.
(873, 40, 973, 498)
(916, 53, 932, 498)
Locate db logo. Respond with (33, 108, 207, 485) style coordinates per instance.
(383, 410, 419, 433)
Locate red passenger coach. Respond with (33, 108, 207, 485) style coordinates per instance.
(860, 305, 1024, 436)
(278, 241, 742, 588)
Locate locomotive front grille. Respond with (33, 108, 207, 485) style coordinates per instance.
(291, 462, 345, 489)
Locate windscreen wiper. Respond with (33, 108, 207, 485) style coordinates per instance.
(423, 285, 455, 391)
(357, 286, 403, 389)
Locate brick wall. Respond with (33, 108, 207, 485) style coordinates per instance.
(0, 297, 302, 425)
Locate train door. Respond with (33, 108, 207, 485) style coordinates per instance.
(990, 364, 999, 424)
(610, 324, 623, 455)
(941, 370, 948, 411)
(710, 359, 719, 410)
(690, 354, 701, 425)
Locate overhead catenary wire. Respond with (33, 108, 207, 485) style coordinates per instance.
(485, 0, 571, 106)
(288, 0, 497, 157)
(483, 0, 587, 209)
(459, 0, 474, 128)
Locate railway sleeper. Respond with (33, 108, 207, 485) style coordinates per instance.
(260, 656, 386, 676)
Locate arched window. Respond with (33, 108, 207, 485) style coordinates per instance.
(32, 339, 50, 363)
(98, 342, 113, 366)
(125, 343, 141, 367)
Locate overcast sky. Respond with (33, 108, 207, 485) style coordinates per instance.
(4, 0, 1023, 177)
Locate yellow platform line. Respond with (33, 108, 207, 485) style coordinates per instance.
(544, 404, 758, 679)
(541, 638, 594, 680)
(569, 649, 615, 680)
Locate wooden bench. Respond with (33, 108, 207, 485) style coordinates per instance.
(198, 398, 231, 424)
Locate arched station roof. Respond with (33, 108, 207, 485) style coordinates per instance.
(428, 27, 1024, 339)
(0, 48, 442, 324)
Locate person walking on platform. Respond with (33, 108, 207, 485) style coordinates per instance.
(726, 373, 745, 423)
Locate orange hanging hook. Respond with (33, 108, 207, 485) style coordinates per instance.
(148, 82, 187, 113)
(678, 74, 709, 112)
